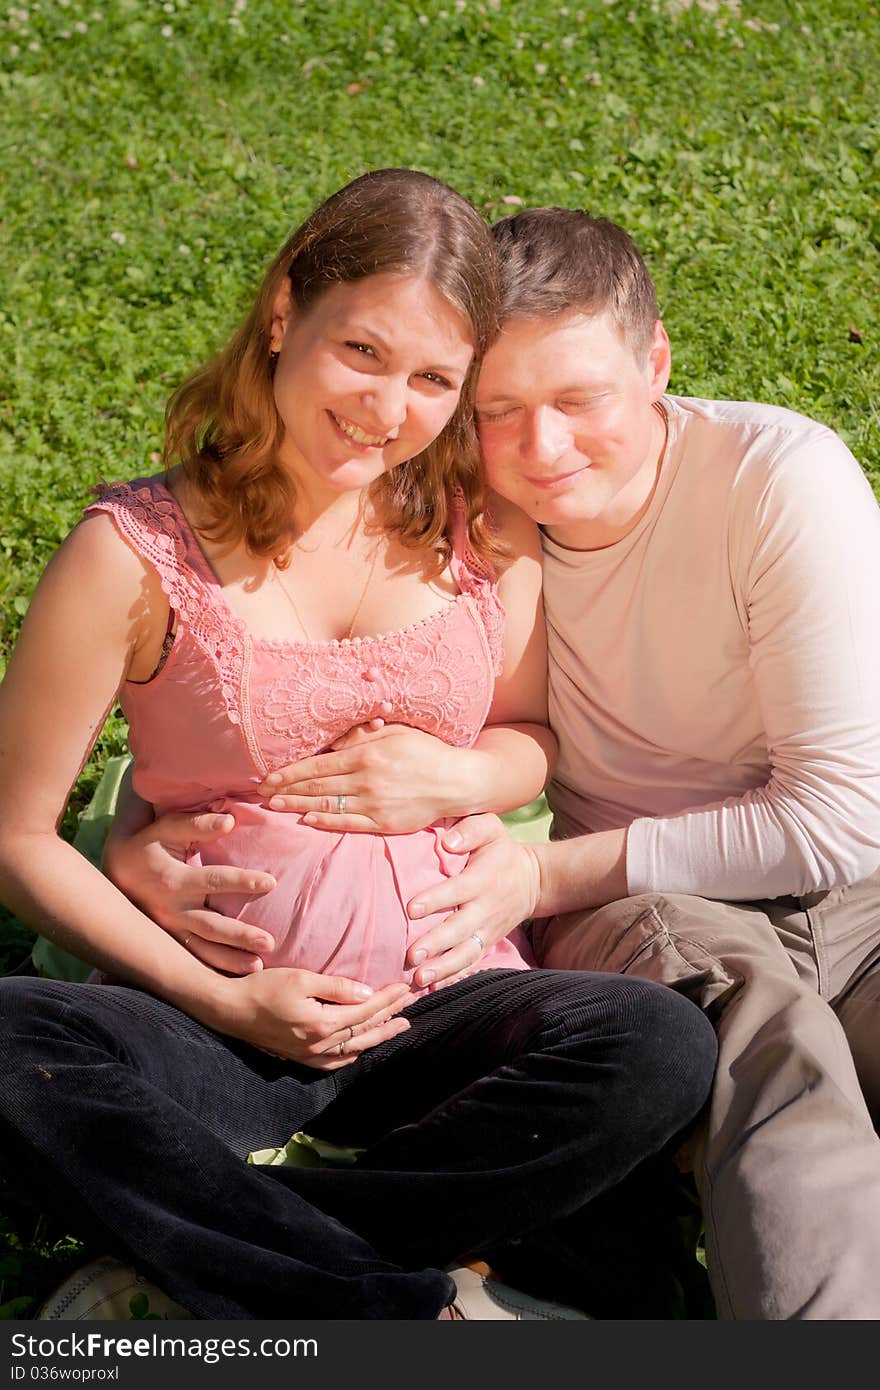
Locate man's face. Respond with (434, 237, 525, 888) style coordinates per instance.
(475, 310, 671, 549)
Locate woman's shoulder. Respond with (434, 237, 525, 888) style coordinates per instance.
(79, 470, 213, 613)
(485, 492, 543, 569)
(43, 504, 162, 621)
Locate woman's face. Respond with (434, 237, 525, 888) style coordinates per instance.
(269, 272, 474, 506)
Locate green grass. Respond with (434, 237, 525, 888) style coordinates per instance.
(1, 0, 879, 1317)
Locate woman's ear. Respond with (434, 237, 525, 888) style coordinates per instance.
(269, 281, 294, 353)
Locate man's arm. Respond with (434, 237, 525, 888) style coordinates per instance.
(627, 429, 880, 900)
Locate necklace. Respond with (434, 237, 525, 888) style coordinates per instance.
(273, 538, 382, 643)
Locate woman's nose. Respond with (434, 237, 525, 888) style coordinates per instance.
(362, 377, 408, 434)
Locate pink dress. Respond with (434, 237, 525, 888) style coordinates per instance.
(87, 478, 534, 993)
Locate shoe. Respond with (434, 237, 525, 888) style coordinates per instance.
(448, 1265, 590, 1320)
(37, 1255, 193, 1320)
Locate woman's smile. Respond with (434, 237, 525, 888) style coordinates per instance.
(328, 410, 395, 449)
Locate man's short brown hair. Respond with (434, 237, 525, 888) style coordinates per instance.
(491, 207, 660, 360)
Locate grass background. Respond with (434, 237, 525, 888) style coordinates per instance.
(1, 0, 878, 1316)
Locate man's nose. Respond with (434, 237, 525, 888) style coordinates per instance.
(524, 407, 570, 463)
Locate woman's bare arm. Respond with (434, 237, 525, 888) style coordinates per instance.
(0, 515, 410, 1063)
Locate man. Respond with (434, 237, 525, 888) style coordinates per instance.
(411, 207, 880, 1319)
(101, 208, 880, 1318)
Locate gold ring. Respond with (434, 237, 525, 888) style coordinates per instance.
(336, 794, 347, 814)
(337, 1040, 346, 1056)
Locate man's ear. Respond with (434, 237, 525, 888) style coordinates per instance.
(269, 280, 294, 353)
(646, 320, 672, 400)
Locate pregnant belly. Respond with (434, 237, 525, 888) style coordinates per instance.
(187, 800, 532, 991)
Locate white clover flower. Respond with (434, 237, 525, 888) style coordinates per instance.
(418, 13, 429, 23)
(9, 43, 19, 55)
(535, 61, 547, 74)
(161, 23, 172, 35)
(472, 73, 484, 85)
(110, 231, 126, 245)
(27, 38, 38, 48)
(178, 243, 191, 255)
(74, 19, 87, 32)
(163, 2, 174, 10)
(562, 34, 575, 47)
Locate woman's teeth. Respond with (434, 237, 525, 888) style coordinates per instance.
(332, 414, 388, 447)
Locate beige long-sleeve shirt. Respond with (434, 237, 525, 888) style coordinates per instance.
(544, 395, 880, 900)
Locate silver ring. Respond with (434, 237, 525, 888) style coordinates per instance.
(182, 933, 192, 949)
(471, 932, 485, 953)
(336, 794, 347, 814)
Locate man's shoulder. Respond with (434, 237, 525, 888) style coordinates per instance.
(664, 396, 876, 546)
(666, 394, 841, 451)
(665, 396, 858, 494)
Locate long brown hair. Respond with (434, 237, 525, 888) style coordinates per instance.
(164, 169, 503, 568)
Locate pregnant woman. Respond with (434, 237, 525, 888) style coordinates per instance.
(0, 168, 716, 1319)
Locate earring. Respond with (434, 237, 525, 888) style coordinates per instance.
(269, 348, 279, 366)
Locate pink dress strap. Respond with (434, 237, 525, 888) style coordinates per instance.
(84, 477, 249, 729)
(447, 492, 505, 678)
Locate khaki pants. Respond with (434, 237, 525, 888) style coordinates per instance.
(534, 867, 880, 1319)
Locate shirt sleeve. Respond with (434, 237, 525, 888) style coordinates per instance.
(626, 428, 880, 900)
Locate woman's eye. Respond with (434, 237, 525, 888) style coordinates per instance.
(420, 371, 453, 389)
(477, 408, 514, 423)
(345, 341, 375, 357)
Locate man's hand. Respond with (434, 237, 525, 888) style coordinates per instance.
(404, 814, 541, 989)
(259, 723, 470, 832)
(103, 811, 277, 975)
(213, 970, 412, 1069)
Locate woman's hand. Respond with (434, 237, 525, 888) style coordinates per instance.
(103, 811, 277, 975)
(259, 723, 473, 833)
(214, 969, 412, 1069)
(404, 814, 541, 990)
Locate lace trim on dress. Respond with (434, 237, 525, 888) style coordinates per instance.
(85, 480, 249, 728)
(447, 490, 505, 678)
(254, 611, 494, 754)
(86, 479, 505, 756)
